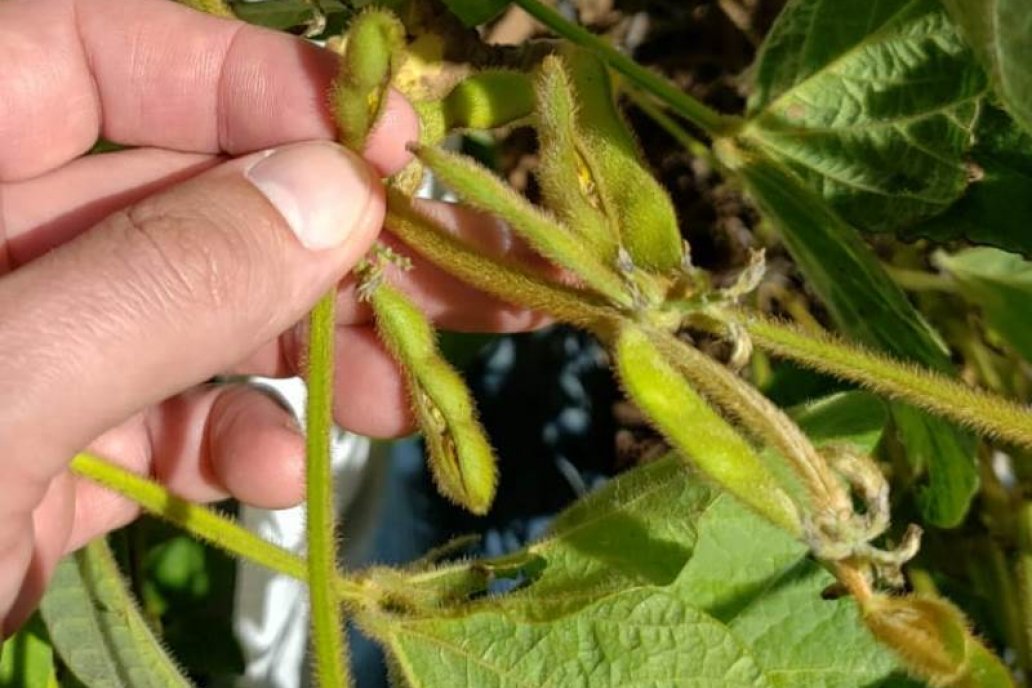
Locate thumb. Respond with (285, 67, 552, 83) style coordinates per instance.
(0, 141, 381, 486)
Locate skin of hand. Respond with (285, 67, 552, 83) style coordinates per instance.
(0, 0, 548, 635)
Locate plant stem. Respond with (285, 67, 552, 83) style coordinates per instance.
(884, 265, 956, 293)
(386, 189, 616, 327)
(625, 88, 714, 163)
(512, 0, 739, 137)
(69, 453, 365, 603)
(305, 290, 351, 687)
(738, 311, 1032, 449)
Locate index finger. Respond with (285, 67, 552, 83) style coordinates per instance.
(0, 0, 417, 182)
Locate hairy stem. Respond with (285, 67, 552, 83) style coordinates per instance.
(512, 0, 739, 137)
(625, 89, 714, 163)
(305, 291, 351, 687)
(884, 265, 957, 294)
(1018, 503, 1032, 674)
(386, 189, 618, 328)
(739, 312, 1032, 449)
(69, 453, 365, 603)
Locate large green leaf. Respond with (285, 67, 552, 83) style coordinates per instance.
(937, 246, 1032, 362)
(378, 587, 775, 687)
(716, 141, 978, 527)
(398, 458, 717, 617)
(941, 0, 1032, 136)
(744, 0, 986, 232)
(40, 539, 193, 688)
(370, 489, 907, 687)
(365, 436, 910, 686)
(907, 106, 1032, 256)
(673, 495, 911, 687)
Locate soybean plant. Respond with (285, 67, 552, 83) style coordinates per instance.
(43, 2, 1032, 688)
(352, 15, 1028, 685)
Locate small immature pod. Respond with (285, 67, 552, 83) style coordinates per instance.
(412, 144, 634, 308)
(371, 283, 498, 515)
(613, 324, 800, 534)
(862, 594, 1012, 687)
(534, 56, 620, 264)
(559, 46, 684, 275)
(442, 70, 536, 131)
(331, 9, 406, 150)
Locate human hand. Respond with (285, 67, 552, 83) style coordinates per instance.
(0, 0, 545, 634)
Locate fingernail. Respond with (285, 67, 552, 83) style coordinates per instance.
(245, 142, 375, 250)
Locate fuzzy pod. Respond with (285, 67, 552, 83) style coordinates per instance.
(534, 55, 621, 264)
(371, 283, 498, 515)
(613, 324, 800, 534)
(442, 70, 536, 130)
(331, 9, 406, 150)
(862, 594, 1013, 687)
(412, 144, 633, 308)
(558, 45, 683, 274)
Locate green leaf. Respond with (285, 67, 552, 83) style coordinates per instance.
(907, 106, 1032, 255)
(0, 613, 57, 688)
(393, 458, 714, 614)
(40, 539, 193, 688)
(438, 0, 511, 27)
(937, 246, 1032, 362)
(378, 588, 774, 687)
(791, 391, 888, 453)
(519, 458, 715, 599)
(366, 456, 908, 687)
(745, 0, 986, 231)
(941, 0, 1032, 136)
(673, 496, 909, 687)
(716, 141, 978, 527)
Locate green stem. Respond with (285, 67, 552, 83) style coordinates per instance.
(305, 290, 351, 687)
(884, 265, 957, 294)
(625, 88, 714, 163)
(512, 0, 739, 137)
(1017, 503, 1032, 673)
(386, 189, 617, 328)
(69, 453, 364, 603)
(739, 312, 1032, 449)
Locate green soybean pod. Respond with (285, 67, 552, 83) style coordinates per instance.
(413, 144, 633, 308)
(534, 55, 620, 264)
(560, 46, 683, 274)
(442, 70, 536, 131)
(862, 594, 1012, 687)
(371, 283, 498, 515)
(331, 9, 406, 150)
(613, 324, 800, 534)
